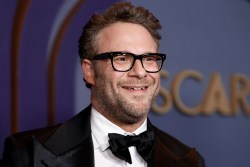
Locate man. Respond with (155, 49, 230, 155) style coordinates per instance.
(1, 2, 205, 167)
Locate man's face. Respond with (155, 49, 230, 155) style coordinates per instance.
(89, 22, 160, 125)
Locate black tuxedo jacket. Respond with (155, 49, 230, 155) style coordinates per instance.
(1, 105, 205, 167)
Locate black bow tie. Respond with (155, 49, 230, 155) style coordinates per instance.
(108, 129, 155, 164)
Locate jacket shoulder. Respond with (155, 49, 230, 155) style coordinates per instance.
(9, 124, 61, 146)
(2, 124, 61, 166)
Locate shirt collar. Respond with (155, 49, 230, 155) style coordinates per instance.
(90, 107, 147, 151)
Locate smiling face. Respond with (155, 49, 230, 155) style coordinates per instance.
(82, 22, 160, 130)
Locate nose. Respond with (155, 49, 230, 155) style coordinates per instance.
(127, 60, 147, 78)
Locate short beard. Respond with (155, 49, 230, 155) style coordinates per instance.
(96, 88, 153, 124)
(95, 84, 158, 124)
(93, 64, 159, 125)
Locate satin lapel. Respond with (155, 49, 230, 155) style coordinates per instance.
(148, 124, 178, 167)
(33, 105, 94, 167)
(33, 137, 55, 167)
(148, 121, 200, 167)
(44, 105, 92, 155)
(151, 138, 200, 167)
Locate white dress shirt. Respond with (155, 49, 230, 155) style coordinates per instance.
(90, 107, 148, 167)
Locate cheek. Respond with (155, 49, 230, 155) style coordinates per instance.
(96, 68, 122, 89)
(152, 74, 161, 92)
(110, 73, 124, 87)
(152, 73, 160, 84)
(94, 62, 111, 80)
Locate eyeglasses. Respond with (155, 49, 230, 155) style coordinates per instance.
(92, 52, 166, 73)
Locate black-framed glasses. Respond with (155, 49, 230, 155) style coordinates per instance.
(92, 51, 166, 73)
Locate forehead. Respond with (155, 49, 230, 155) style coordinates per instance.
(96, 22, 158, 54)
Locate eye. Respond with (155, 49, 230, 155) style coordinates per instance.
(115, 55, 127, 61)
(113, 53, 133, 64)
(113, 55, 129, 62)
(143, 56, 158, 62)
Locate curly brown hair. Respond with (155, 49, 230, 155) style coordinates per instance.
(78, 1, 162, 61)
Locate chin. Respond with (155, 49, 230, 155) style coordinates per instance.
(121, 112, 146, 124)
(130, 106, 149, 116)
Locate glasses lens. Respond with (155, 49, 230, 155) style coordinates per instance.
(142, 55, 162, 72)
(112, 53, 134, 71)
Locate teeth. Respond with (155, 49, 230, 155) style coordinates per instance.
(124, 87, 146, 90)
(133, 87, 143, 90)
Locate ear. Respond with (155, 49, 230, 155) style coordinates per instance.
(81, 59, 95, 86)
